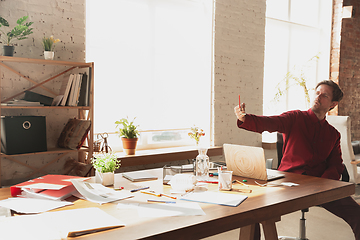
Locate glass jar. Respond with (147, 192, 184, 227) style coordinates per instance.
(195, 147, 209, 180)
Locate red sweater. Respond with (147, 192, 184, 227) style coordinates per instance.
(237, 109, 344, 180)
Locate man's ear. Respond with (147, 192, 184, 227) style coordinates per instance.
(330, 101, 338, 110)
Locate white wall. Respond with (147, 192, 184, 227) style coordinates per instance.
(0, 0, 266, 183)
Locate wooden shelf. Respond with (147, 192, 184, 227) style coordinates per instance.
(0, 56, 92, 67)
(0, 105, 91, 110)
(0, 147, 89, 157)
(0, 57, 94, 186)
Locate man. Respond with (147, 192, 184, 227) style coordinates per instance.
(234, 80, 360, 240)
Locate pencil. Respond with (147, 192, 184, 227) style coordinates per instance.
(147, 199, 176, 204)
(160, 193, 177, 199)
(140, 190, 161, 197)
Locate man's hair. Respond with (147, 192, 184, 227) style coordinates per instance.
(316, 80, 344, 102)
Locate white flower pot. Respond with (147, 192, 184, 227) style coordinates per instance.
(44, 51, 54, 60)
(95, 170, 114, 186)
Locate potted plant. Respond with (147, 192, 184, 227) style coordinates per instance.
(42, 35, 60, 60)
(0, 16, 34, 56)
(91, 153, 121, 186)
(115, 117, 140, 155)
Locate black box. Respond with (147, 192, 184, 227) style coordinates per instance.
(1, 116, 47, 155)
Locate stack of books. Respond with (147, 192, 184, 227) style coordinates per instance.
(60, 72, 90, 106)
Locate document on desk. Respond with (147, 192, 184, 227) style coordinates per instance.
(0, 207, 125, 239)
(180, 191, 248, 207)
(0, 198, 73, 214)
(71, 179, 133, 204)
(117, 202, 205, 217)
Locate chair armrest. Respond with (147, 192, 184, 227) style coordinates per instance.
(351, 159, 360, 165)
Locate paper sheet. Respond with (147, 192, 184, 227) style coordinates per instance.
(0, 198, 73, 214)
(117, 202, 205, 217)
(71, 179, 133, 204)
(0, 207, 125, 240)
(180, 191, 248, 207)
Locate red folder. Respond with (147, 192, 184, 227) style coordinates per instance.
(10, 174, 89, 197)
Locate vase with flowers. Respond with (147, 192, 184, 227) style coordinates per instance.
(188, 126, 209, 179)
(42, 35, 60, 60)
(91, 153, 121, 186)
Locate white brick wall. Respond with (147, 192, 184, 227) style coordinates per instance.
(0, 0, 85, 61)
(213, 0, 265, 149)
(0, 0, 266, 182)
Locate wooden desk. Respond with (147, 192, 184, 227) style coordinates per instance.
(0, 169, 354, 240)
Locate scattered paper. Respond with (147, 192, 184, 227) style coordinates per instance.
(281, 182, 299, 187)
(71, 179, 133, 204)
(117, 202, 205, 217)
(0, 198, 73, 214)
(0, 207, 125, 240)
(180, 191, 248, 207)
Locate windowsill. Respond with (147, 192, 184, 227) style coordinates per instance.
(114, 146, 223, 167)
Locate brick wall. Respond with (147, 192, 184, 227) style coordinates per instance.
(336, 0, 360, 140)
(0, 0, 86, 185)
(213, 0, 265, 148)
(0, 0, 266, 183)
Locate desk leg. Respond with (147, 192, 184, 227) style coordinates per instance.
(239, 224, 255, 240)
(261, 217, 281, 240)
(239, 217, 281, 240)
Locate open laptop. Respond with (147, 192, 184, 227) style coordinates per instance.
(223, 143, 285, 181)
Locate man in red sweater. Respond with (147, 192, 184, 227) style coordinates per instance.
(234, 80, 360, 240)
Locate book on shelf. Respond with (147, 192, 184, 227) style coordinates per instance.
(23, 91, 54, 106)
(77, 72, 89, 106)
(61, 74, 75, 106)
(1, 100, 43, 106)
(51, 95, 64, 106)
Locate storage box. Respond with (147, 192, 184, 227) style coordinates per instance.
(1, 116, 47, 155)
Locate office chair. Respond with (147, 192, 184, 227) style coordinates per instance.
(275, 132, 349, 240)
(326, 115, 360, 184)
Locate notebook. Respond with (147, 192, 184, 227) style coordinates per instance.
(223, 144, 285, 181)
(122, 171, 158, 182)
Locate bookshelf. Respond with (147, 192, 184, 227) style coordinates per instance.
(0, 56, 94, 186)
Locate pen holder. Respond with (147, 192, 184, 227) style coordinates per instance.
(95, 170, 114, 186)
(218, 170, 233, 191)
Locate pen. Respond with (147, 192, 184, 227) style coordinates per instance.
(147, 199, 176, 204)
(199, 180, 219, 184)
(130, 186, 150, 192)
(114, 186, 124, 190)
(234, 179, 249, 187)
(141, 190, 161, 197)
(160, 193, 177, 199)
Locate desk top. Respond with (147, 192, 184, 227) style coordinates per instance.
(0, 169, 354, 240)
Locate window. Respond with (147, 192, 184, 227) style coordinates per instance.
(263, 0, 332, 142)
(86, 0, 213, 150)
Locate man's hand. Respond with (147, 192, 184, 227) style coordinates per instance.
(234, 103, 246, 122)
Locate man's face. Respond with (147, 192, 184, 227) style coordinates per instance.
(311, 84, 337, 113)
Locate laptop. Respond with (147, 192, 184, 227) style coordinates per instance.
(223, 143, 285, 181)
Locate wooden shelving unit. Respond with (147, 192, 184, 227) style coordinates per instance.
(0, 56, 94, 186)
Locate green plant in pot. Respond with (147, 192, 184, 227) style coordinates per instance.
(115, 117, 140, 155)
(0, 16, 34, 56)
(92, 153, 121, 186)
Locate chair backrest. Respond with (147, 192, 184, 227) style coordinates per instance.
(326, 115, 358, 183)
